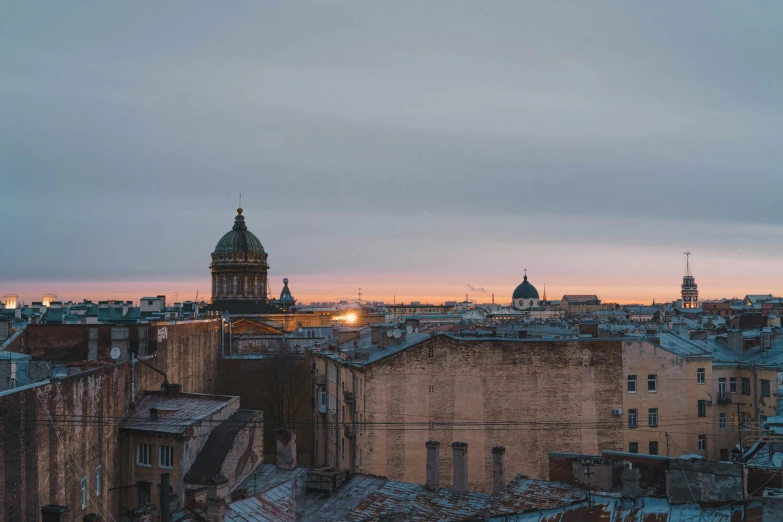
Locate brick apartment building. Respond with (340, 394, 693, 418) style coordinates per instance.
(310, 326, 783, 493)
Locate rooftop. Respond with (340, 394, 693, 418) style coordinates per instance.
(121, 390, 237, 434)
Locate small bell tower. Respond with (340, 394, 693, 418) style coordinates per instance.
(681, 252, 699, 309)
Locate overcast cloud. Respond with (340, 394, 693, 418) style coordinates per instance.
(2, 1, 782, 301)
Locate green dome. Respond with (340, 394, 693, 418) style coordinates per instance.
(213, 209, 265, 255)
(512, 275, 539, 299)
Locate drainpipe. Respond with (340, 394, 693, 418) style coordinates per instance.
(336, 362, 341, 468)
(349, 367, 358, 474)
(753, 366, 759, 425)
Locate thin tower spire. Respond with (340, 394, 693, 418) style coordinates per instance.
(684, 251, 692, 277)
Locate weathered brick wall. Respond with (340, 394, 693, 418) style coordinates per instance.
(0, 320, 222, 520)
(140, 321, 220, 394)
(0, 365, 129, 521)
(4, 324, 152, 363)
(362, 336, 624, 493)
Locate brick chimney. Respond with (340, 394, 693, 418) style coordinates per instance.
(425, 441, 440, 491)
(452, 442, 468, 494)
(492, 446, 505, 496)
(41, 505, 70, 522)
(206, 497, 226, 522)
(276, 429, 297, 470)
(621, 466, 641, 499)
(164, 383, 182, 397)
(727, 330, 743, 352)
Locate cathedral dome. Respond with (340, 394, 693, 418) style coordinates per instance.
(213, 208, 266, 256)
(512, 274, 539, 299)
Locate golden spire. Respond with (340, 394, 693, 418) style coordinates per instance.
(542, 283, 547, 301)
(237, 192, 243, 215)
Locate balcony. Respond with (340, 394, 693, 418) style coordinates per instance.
(343, 390, 355, 404)
(314, 373, 327, 386)
(717, 393, 731, 405)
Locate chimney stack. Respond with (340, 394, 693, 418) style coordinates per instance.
(452, 442, 468, 494)
(727, 330, 744, 352)
(492, 446, 505, 496)
(276, 429, 297, 470)
(206, 497, 226, 522)
(425, 441, 440, 491)
(164, 383, 182, 397)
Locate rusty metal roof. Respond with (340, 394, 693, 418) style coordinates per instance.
(120, 391, 237, 434)
(343, 478, 491, 521)
(482, 475, 588, 516)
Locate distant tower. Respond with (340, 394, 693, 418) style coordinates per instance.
(3, 294, 18, 309)
(43, 294, 57, 307)
(512, 269, 540, 311)
(681, 252, 699, 309)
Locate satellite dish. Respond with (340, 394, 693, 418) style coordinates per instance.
(414, 327, 419, 333)
(773, 453, 783, 467)
(386, 330, 394, 338)
(393, 328, 402, 339)
(406, 325, 413, 334)
(110, 347, 121, 360)
(398, 317, 404, 324)
(297, 326, 304, 335)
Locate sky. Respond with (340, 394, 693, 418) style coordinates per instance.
(2, 1, 783, 306)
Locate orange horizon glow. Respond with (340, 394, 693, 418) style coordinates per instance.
(4, 272, 781, 308)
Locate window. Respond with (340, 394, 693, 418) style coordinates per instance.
(341, 438, 345, 459)
(648, 408, 658, 427)
(159, 445, 174, 469)
(730, 412, 738, 428)
(698, 400, 706, 417)
(629, 442, 639, 454)
(648, 374, 657, 393)
(742, 413, 751, 430)
(720, 413, 728, 430)
(428, 346, 434, 358)
(761, 379, 771, 397)
(730, 377, 737, 394)
(138, 482, 151, 505)
(627, 375, 637, 393)
(697, 368, 705, 384)
(317, 386, 327, 413)
(742, 378, 751, 396)
(720, 448, 729, 461)
(137, 443, 151, 466)
(718, 378, 727, 400)
(698, 434, 707, 451)
(96, 465, 102, 496)
(628, 409, 638, 428)
(80, 476, 88, 509)
(429, 384, 434, 393)
(649, 441, 659, 455)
